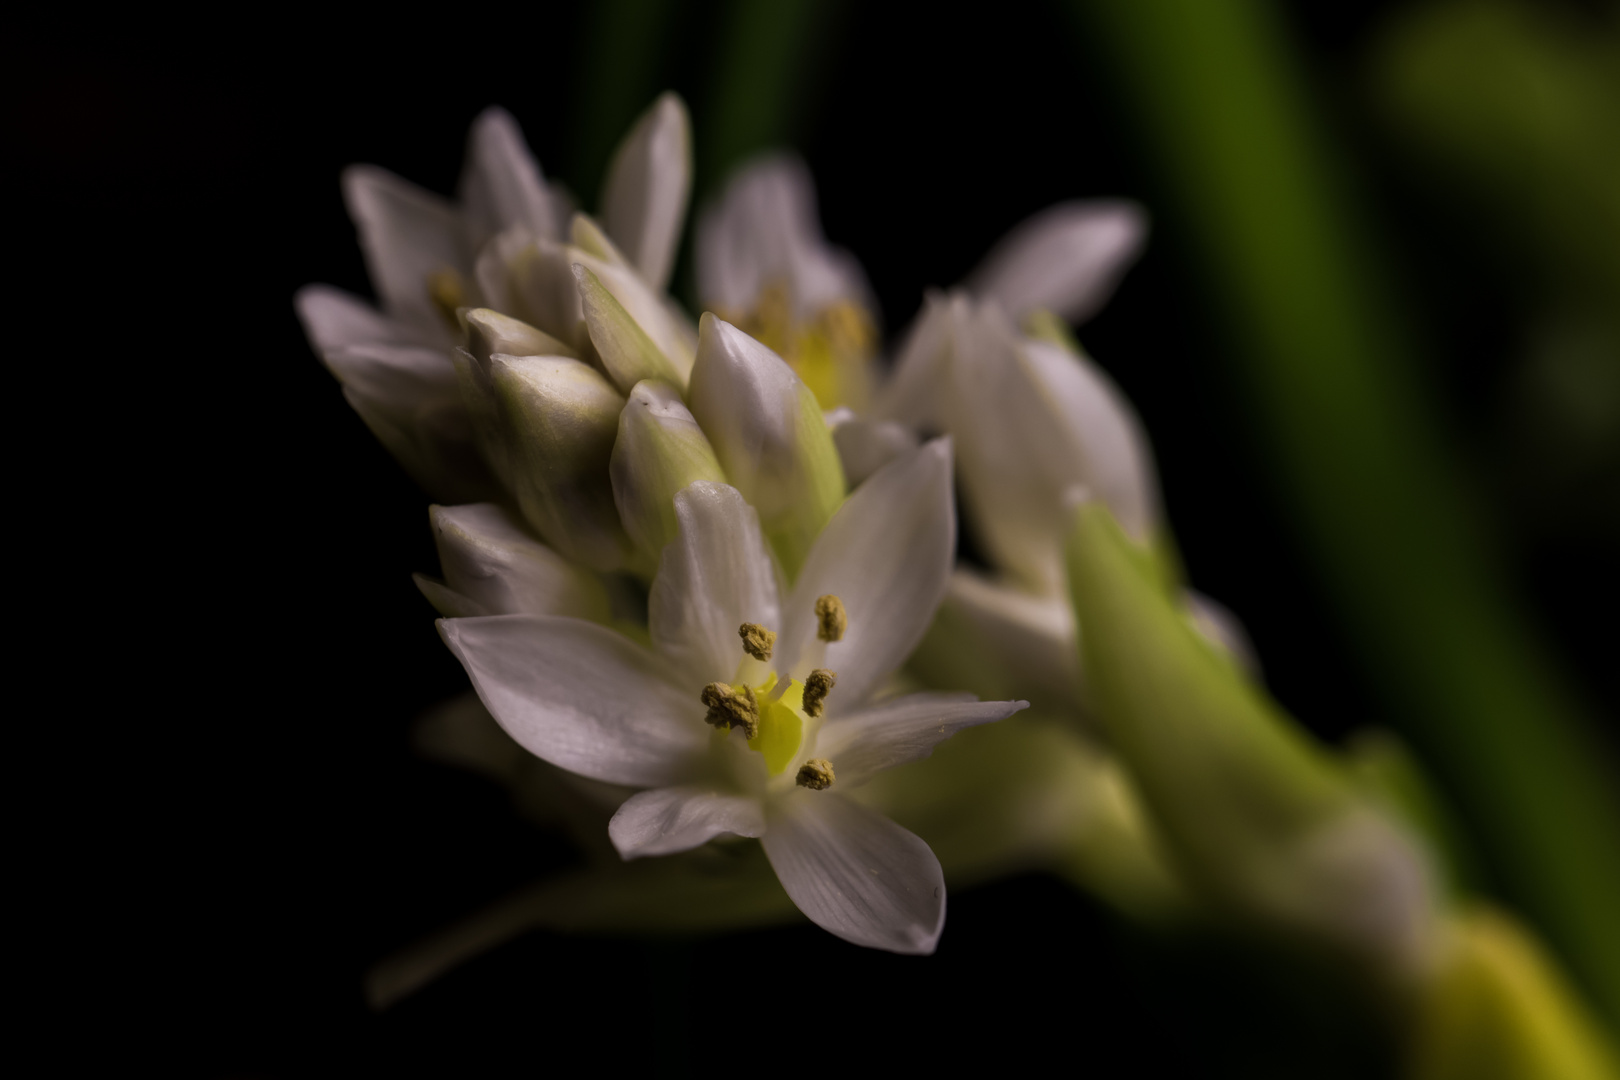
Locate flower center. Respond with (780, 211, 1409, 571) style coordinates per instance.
(720, 280, 877, 410)
(694, 596, 848, 779)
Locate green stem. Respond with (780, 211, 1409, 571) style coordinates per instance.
(1062, 0, 1620, 1024)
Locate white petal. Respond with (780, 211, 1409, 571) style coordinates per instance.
(429, 503, 612, 622)
(1020, 337, 1159, 541)
(813, 692, 1028, 787)
(872, 292, 952, 431)
(341, 165, 469, 340)
(647, 482, 782, 686)
(906, 569, 1082, 711)
(828, 413, 918, 489)
(600, 93, 691, 292)
(609, 786, 765, 858)
(322, 342, 495, 502)
(458, 107, 556, 249)
(966, 200, 1147, 324)
(761, 791, 945, 954)
(440, 615, 706, 786)
(696, 154, 870, 317)
(779, 439, 955, 704)
(294, 284, 422, 354)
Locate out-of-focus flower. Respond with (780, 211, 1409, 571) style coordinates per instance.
(697, 156, 880, 410)
(439, 443, 1027, 952)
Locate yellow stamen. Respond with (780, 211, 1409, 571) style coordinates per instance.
(802, 668, 836, 718)
(796, 758, 835, 790)
(738, 622, 776, 662)
(815, 595, 847, 643)
(701, 682, 758, 739)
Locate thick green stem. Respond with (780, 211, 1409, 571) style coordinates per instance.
(1062, 0, 1620, 1022)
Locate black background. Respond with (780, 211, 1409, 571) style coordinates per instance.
(11, 1, 1612, 1075)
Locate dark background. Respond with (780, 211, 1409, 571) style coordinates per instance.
(11, 1, 1611, 1075)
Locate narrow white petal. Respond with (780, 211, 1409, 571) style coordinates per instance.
(779, 439, 955, 704)
(761, 791, 945, 954)
(814, 693, 1029, 786)
(440, 615, 706, 786)
(696, 155, 870, 317)
(966, 200, 1148, 324)
(872, 292, 952, 430)
(828, 413, 918, 489)
(294, 285, 421, 354)
(1021, 337, 1159, 541)
(609, 787, 765, 858)
(906, 569, 1082, 712)
(648, 483, 782, 686)
(430, 503, 612, 622)
(600, 93, 692, 292)
(322, 342, 495, 501)
(341, 165, 469, 340)
(459, 107, 556, 248)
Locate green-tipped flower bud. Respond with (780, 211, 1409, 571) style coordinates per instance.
(610, 379, 726, 560)
(416, 503, 611, 622)
(686, 313, 846, 578)
(1064, 497, 1438, 975)
(491, 354, 635, 572)
(574, 262, 688, 394)
(465, 307, 577, 364)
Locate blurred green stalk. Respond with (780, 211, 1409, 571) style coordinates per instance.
(1062, 0, 1620, 1023)
(696, 0, 837, 195)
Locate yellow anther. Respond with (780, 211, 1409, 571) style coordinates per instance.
(815, 595, 847, 642)
(427, 266, 469, 331)
(701, 682, 759, 739)
(802, 668, 837, 718)
(738, 622, 776, 662)
(796, 758, 835, 790)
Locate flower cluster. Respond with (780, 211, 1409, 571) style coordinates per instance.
(300, 93, 1436, 977)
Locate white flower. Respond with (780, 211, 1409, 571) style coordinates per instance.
(439, 441, 1028, 953)
(696, 155, 879, 410)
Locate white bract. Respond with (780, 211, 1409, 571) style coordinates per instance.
(439, 441, 1028, 953)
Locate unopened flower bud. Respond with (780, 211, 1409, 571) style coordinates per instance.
(416, 503, 611, 622)
(687, 313, 846, 578)
(609, 379, 727, 560)
(491, 354, 636, 572)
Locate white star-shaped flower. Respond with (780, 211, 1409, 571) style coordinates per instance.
(440, 439, 1027, 953)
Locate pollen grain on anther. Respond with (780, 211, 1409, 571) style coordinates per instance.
(738, 622, 776, 661)
(814, 595, 847, 642)
(701, 682, 759, 739)
(802, 668, 837, 717)
(796, 758, 835, 790)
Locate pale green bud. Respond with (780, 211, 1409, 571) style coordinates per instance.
(1064, 497, 1439, 974)
(1410, 907, 1620, 1080)
(687, 313, 846, 578)
(491, 354, 636, 572)
(453, 308, 578, 488)
(610, 379, 726, 560)
(574, 262, 686, 394)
